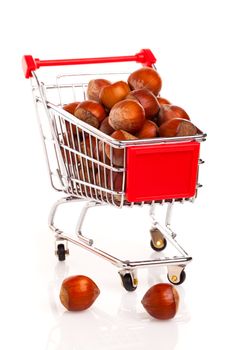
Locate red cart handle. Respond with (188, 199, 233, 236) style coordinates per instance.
(22, 49, 156, 78)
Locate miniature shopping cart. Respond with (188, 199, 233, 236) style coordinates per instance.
(22, 49, 206, 291)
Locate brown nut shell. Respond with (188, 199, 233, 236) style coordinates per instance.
(95, 169, 124, 202)
(60, 275, 100, 311)
(109, 100, 145, 134)
(87, 79, 111, 102)
(96, 169, 123, 192)
(128, 67, 162, 95)
(61, 133, 79, 165)
(63, 102, 81, 135)
(158, 118, 198, 137)
(74, 100, 106, 129)
(141, 283, 179, 320)
(63, 102, 81, 115)
(157, 97, 171, 105)
(99, 81, 130, 109)
(74, 108, 99, 129)
(136, 120, 158, 139)
(77, 136, 98, 169)
(99, 117, 115, 135)
(105, 130, 137, 166)
(77, 166, 96, 196)
(126, 88, 160, 119)
(159, 105, 190, 125)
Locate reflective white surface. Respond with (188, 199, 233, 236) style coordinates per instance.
(47, 265, 180, 350)
(46, 257, 187, 350)
(2, 195, 239, 350)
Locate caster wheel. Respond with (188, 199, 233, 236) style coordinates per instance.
(167, 270, 186, 285)
(56, 243, 66, 261)
(120, 273, 138, 292)
(150, 238, 167, 252)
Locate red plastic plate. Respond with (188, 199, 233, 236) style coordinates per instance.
(126, 141, 200, 202)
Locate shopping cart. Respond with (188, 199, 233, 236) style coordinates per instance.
(22, 49, 206, 291)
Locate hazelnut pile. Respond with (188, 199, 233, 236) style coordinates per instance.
(61, 67, 199, 198)
(63, 66, 198, 142)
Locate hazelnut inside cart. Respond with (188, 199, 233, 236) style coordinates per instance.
(22, 49, 206, 291)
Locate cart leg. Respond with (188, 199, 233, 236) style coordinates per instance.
(48, 196, 85, 234)
(75, 201, 102, 246)
(48, 196, 126, 265)
(149, 202, 167, 251)
(149, 202, 190, 257)
(150, 201, 176, 238)
(165, 202, 176, 238)
(48, 196, 104, 249)
(49, 196, 87, 259)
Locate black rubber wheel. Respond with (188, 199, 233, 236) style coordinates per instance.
(167, 270, 186, 285)
(150, 238, 167, 252)
(57, 244, 66, 261)
(121, 273, 137, 292)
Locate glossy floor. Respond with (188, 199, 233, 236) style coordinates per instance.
(2, 192, 239, 350)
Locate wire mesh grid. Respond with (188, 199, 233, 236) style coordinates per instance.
(51, 108, 126, 207)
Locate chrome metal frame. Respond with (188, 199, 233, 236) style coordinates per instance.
(49, 196, 192, 270)
(29, 64, 206, 285)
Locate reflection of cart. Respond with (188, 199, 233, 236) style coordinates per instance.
(22, 49, 206, 291)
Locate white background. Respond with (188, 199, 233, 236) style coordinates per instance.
(1, 0, 239, 349)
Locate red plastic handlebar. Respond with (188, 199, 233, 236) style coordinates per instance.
(22, 49, 156, 78)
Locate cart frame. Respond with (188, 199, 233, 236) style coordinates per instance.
(23, 49, 206, 290)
